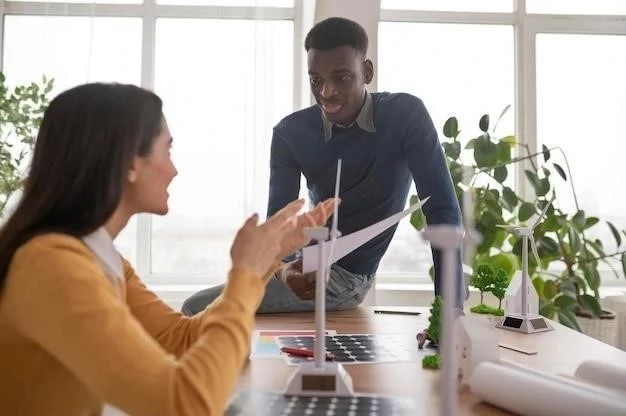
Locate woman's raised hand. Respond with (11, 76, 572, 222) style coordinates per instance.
(229, 199, 305, 278)
(277, 198, 339, 259)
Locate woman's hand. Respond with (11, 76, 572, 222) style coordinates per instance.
(229, 199, 305, 278)
(277, 198, 339, 260)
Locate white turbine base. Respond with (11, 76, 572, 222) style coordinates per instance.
(496, 313, 554, 334)
(284, 361, 354, 397)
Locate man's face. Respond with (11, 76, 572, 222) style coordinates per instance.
(307, 45, 373, 125)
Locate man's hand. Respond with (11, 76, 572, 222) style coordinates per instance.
(279, 259, 317, 300)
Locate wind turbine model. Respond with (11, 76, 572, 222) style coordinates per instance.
(496, 197, 555, 334)
(284, 159, 354, 397)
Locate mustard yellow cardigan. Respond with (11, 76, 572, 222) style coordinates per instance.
(0, 233, 270, 415)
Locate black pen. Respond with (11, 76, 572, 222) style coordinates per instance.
(374, 309, 421, 316)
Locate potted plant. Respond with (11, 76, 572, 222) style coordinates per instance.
(411, 106, 626, 331)
(0, 72, 53, 219)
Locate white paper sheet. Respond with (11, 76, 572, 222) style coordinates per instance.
(301, 196, 430, 273)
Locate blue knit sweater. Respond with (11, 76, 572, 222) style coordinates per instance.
(268, 92, 463, 298)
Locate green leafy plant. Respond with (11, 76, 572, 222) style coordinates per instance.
(411, 106, 626, 330)
(417, 295, 442, 349)
(0, 72, 54, 218)
(469, 263, 508, 316)
(422, 354, 441, 369)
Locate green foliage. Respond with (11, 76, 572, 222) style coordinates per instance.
(0, 72, 54, 217)
(470, 303, 504, 316)
(427, 295, 442, 345)
(411, 107, 626, 331)
(470, 262, 509, 313)
(422, 354, 441, 369)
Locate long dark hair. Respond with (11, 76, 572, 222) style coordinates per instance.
(0, 82, 163, 288)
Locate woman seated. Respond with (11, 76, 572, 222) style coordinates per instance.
(0, 83, 336, 416)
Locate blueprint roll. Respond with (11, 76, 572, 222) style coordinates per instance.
(469, 361, 626, 416)
(575, 360, 626, 393)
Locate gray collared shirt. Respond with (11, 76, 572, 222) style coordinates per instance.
(321, 92, 376, 141)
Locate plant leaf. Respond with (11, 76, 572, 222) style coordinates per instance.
(474, 136, 498, 168)
(443, 117, 459, 138)
(584, 217, 599, 229)
(579, 294, 602, 318)
(568, 226, 581, 254)
(501, 135, 516, 144)
(621, 252, 626, 277)
(518, 202, 535, 222)
(492, 104, 511, 133)
(502, 186, 518, 208)
(493, 166, 508, 183)
(557, 309, 582, 332)
(539, 303, 556, 319)
(582, 264, 601, 292)
(497, 141, 511, 162)
(541, 144, 551, 162)
(479, 114, 489, 132)
(607, 221, 622, 247)
(554, 294, 577, 310)
(572, 210, 586, 231)
(543, 279, 558, 299)
(553, 163, 567, 180)
(409, 195, 426, 230)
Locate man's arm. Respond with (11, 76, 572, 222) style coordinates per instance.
(401, 96, 465, 308)
(267, 129, 301, 218)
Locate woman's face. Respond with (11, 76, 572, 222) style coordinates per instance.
(125, 117, 178, 215)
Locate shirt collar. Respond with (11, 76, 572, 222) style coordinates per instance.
(321, 92, 376, 141)
(82, 227, 125, 299)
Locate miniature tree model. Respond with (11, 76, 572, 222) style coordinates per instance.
(418, 296, 443, 369)
(470, 263, 507, 316)
(472, 263, 495, 305)
(418, 295, 442, 349)
(491, 268, 508, 310)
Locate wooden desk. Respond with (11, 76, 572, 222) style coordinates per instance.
(238, 307, 626, 415)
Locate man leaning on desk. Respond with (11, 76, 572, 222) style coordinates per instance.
(182, 16, 465, 316)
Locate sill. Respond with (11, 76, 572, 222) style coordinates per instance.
(149, 282, 626, 311)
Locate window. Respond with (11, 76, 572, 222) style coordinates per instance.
(381, 0, 512, 13)
(377, 22, 514, 277)
(536, 33, 626, 278)
(1, 2, 297, 286)
(150, 18, 293, 283)
(527, 0, 626, 15)
(2, 15, 142, 264)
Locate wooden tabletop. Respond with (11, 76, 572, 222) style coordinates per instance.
(238, 307, 626, 415)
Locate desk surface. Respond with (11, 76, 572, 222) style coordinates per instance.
(238, 307, 626, 415)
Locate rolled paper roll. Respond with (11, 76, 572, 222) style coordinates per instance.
(575, 360, 626, 393)
(470, 361, 626, 416)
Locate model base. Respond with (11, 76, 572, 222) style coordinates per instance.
(284, 361, 354, 397)
(496, 314, 554, 334)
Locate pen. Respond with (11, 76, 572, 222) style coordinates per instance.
(374, 309, 421, 316)
(280, 346, 334, 360)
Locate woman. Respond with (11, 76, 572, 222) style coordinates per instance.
(0, 83, 336, 415)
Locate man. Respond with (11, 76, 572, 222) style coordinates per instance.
(182, 17, 464, 316)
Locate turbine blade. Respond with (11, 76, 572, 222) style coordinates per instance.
(532, 195, 555, 229)
(327, 159, 342, 280)
(530, 236, 542, 272)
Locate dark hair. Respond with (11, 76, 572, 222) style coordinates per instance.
(304, 17, 369, 55)
(0, 82, 163, 288)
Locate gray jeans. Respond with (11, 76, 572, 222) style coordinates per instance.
(181, 264, 375, 316)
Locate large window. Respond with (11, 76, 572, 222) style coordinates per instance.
(1, 1, 297, 287)
(378, 3, 626, 284)
(377, 20, 514, 278)
(536, 33, 626, 280)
